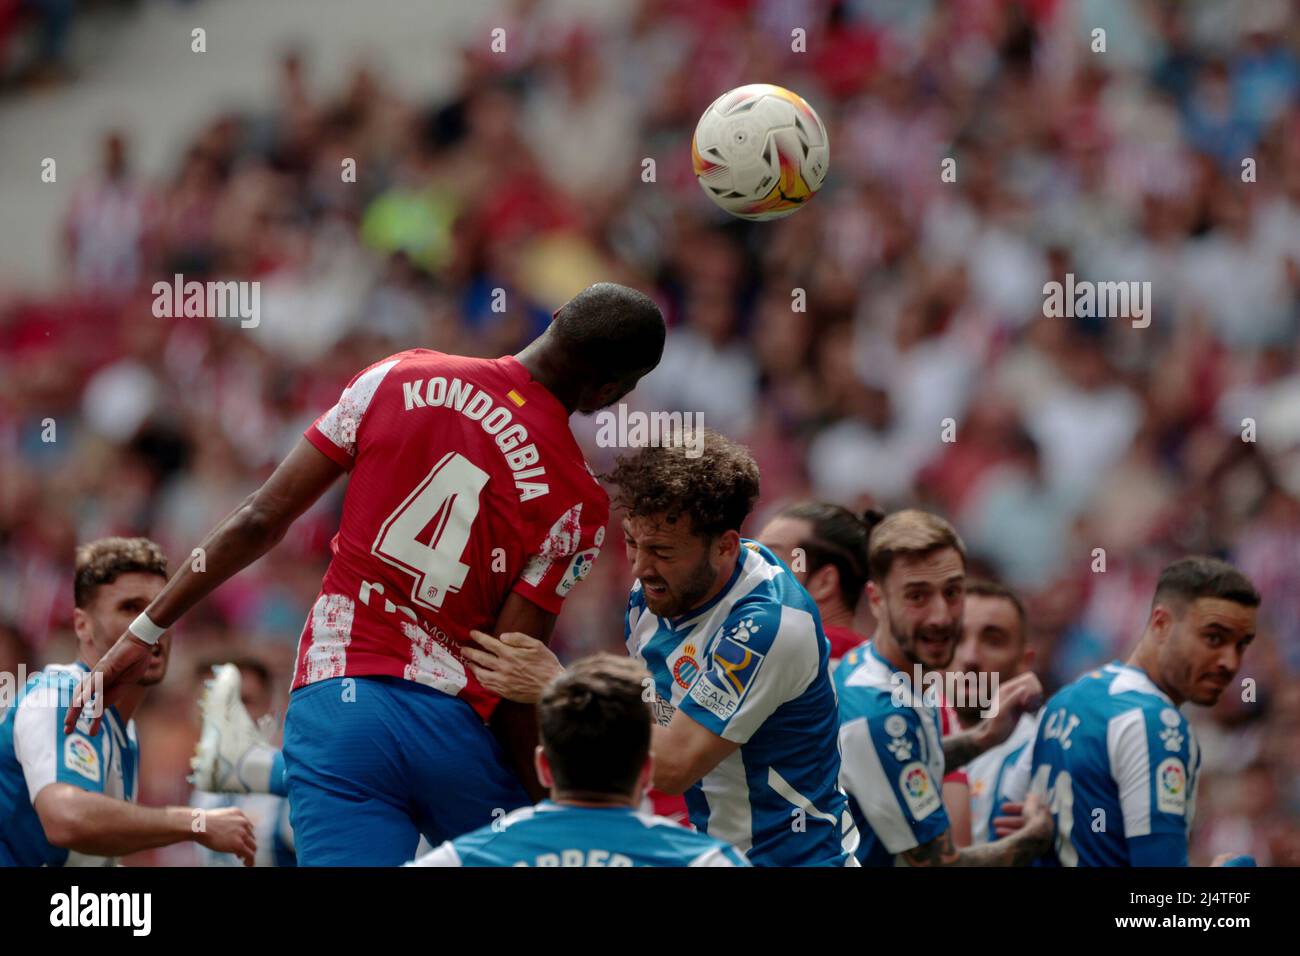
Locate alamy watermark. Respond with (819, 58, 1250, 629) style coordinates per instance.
(594, 404, 705, 458)
(891, 666, 1001, 718)
(1, 665, 103, 718)
(1042, 273, 1151, 329)
(152, 274, 260, 328)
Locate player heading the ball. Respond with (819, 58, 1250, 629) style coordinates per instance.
(65, 283, 666, 866)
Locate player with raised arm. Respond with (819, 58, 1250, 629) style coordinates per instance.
(758, 502, 973, 844)
(408, 654, 748, 867)
(0, 539, 255, 867)
(952, 579, 1040, 846)
(465, 430, 859, 866)
(1030, 556, 1259, 867)
(66, 283, 666, 865)
(834, 511, 1051, 866)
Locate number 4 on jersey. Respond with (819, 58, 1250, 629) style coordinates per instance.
(372, 452, 489, 610)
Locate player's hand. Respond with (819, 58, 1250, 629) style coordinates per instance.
(63, 633, 154, 736)
(1017, 792, 1053, 854)
(464, 630, 565, 704)
(193, 807, 257, 867)
(992, 801, 1027, 838)
(980, 672, 1043, 750)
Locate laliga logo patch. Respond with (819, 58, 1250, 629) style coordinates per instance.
(1156, 757, 1187, 815)
(899, 761, 940, 820)
(555, 548, 600, 596)
(64, 734, 100, 783)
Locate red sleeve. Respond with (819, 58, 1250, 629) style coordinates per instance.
(304, 355, 404, 472)
(511, 492, 609, 616)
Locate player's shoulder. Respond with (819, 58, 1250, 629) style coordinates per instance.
(342, 348, 434, 385)
(629, 811, 749, 865)
(726, 548, 820, 645)
(738, 540, 814, 607)
(15, 665, 80, 709)
(837, 644, 897, 697)
(1094, 663, 1186, 725)
(838, 667, 917, 731)
(450, 804, 539, 859)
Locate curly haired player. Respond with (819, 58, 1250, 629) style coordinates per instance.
(465, 429, 860, 866)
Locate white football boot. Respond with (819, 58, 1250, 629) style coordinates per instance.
(190, 663, 278, 794)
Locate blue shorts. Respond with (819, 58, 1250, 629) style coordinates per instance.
(283, 676, 530, 866)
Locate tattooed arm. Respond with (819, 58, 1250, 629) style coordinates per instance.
(942, 727, 993, 772)
(901, 794, 1052, 867)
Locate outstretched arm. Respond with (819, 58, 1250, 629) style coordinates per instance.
(141, 437, 344, 627)
(35, 784, 257, 865)
(66, 438, 344, 734)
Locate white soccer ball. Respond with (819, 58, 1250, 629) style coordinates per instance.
(691, 83, 830, 221)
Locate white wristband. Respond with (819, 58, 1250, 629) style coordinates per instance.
(128, 611, 167, 645)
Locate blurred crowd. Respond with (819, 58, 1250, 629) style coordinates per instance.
(1, 0, 1298, 864)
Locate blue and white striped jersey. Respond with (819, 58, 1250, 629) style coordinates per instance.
(626, 540, 858, 866)
(966, 711, 1040, 845)
(0, 663, 139, 867)
(835, 641, 950, 865)
(1030, 661, 1201, 867)
(407, 801, 750, 867)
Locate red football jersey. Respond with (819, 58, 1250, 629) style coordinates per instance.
(293, 350, 609, 719)
(823, 624, 865, 663)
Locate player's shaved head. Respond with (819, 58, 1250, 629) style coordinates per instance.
(551, 282, 666, 374)
(517, 282, 666, 414)
(539, 654, 653, 800)
(765, 502, 873, 611)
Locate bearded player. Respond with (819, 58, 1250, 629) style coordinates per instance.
(1, 538, 254, 866)
(835, 510, 1050, 865)
(1030, 556, 1259, 866)
(66, 283, 666, 865)
(467, 430, 859, 866)
(951, 579, 1040, 846)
